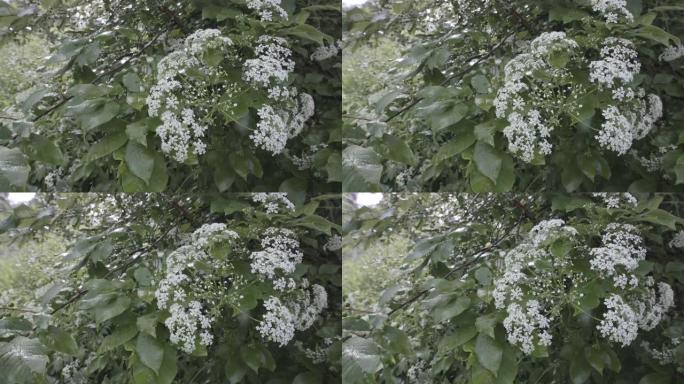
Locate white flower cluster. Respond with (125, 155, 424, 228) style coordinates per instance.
(251, 192, 295, 214)
(249, 227, 304, 279)
(631, 145, 677, 173)
(660, 44, 684, 62)
(256, 283, 328, 346)
(494, 32, 578, 162)
(147, 29, 234, 162)
(493, 219, 578, 353)
(589, 223, 646, 289)
(590, 38, 640, 88)
(669, 230, 684, 248)
(246, 0, 288, 22)
(407, 360, 432, 384)
(590, 38, 663, 155)
(324, 234, 342, 252)
(592, 192, 638, 209)
(597, 280, 674, 346)
(597, 294, 640, 346)
(155, 223, 239, 353)
(642, 338, 681, 365)
(503, 301, 553, 354)
(591, 0, 634, 23)
(294, 338, 335, 364)
(310, 40, 342, 61)
(243, 36, 315, 154)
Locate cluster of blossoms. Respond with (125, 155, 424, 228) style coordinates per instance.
(660, 44, 684, 62)
(324, 234, 342, 252)
(249, 227, 304, 279)
(244, 36, 315, 154)
(147, 29, 234, 162)
(155, 223, 239, 353)
(246, 0, 288, 22)
(592, 192, 638, 209)
(590, 0, 634, 23)
(669, 230, 684, 248)
(598, 280, 674, 346)
(641, 337, 681, 365)
(494, 32, 579, 162)
(493, 219, 578, 353)
(406, 360, 432, 383)
(590, 38, 663, 155)
(310, 40, 342, 61)
(631, 145, 677, 173)
(294, 338, 335, 364)
(251, 192, 295, 214)
(256, 281, 328, 346)
(589, 223, 645, 289)
(588, 223, 674, 346)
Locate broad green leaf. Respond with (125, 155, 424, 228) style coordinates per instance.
(122, 72, 142, 92)
(471, 74, 491, 93)
(80, 101, 119, 131)
(473, 142, 502, 183)
(379, 134, 416, 165)
(157, 346, 178, 384)
(475, 314, 498, 339)
(41, 326, 78, 355)
(0, 146, 29, 188)
(475, 334, 503, 376)
(98, 322, 138, 353)
(86, 130, 128, 162)
(136, 333, 164, 375)
(94, 296, 131, 324)
(342, 336, 381, 373)
(125, 142, 155, 184)
(137, 314, 157, 337)
(126, 119, 151, 147)
(0, 336, 48, 381)
(432, 297, 471, 323)
(437, 325, 477, 354)
(569, 355, 591, 384)
(434, 131, 476, 163)
(638, 373, 671, 384)
(293, 372, 321, 384)
(281, 24, 332, 45)
(343, 145, 383, 191)
(240, 345, 262, 372)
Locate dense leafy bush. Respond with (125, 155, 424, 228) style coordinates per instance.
(343, 0, 684, 192)
(0, 0, 341, 193)
(0, 192, 341, 383)
(342, 193, 684, 383)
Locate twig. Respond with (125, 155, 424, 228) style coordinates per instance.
(32, 27, 168, 122)
(385, 31, 514, 123)
(387, 211, 524, 316)
(0, 306, 41, 313)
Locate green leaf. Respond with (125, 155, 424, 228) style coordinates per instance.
(437, 325, 477, 354)
(494, 346, 518, 384)
(281, 24, 331, 45)
(157, 346, 178, 384)
(41, 326, 78, 355)
(136, 333, 164, 375)
(475, 314, 498, 339)
(240, 345, 262, 372)
(94, 296, 131, 324)
(0, 318, 31, 337)
(636, 209, 681, 230)
(0, 336, 48, 381)
(122, 72, 142, 92)
(471, 74, 491, 93)
(98, 322, 138, 353)
(343, 145, 383, 191)
(570, 355, 591, 384)
(639, 373, 671, 384)
(0, 146, 29, 188)
(674, 155, 684, 184)
(80, 101, 119, 131)
(475, 334, 503, 376)
(125, 142, 155, 184)
(137, 314, 157, 337)
(134, 267, 153, 287)
(434, 131, 476, 163)
(293, 372, 321, 384)
(473, 142, 502, 183)
(380, 134, 416, 165)
(375, 90, 404, 115)
(126, 120, 151, 147)
(67, 84, 108, 99)
(279, 177, 307, 206)
(326, 152, 342, 182)
(86, 130, 128, 162)
(432, 297, 471, 323)
(342, 336, 381, 373)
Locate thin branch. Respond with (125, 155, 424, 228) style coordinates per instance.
(32, 27, 168, 122)
(0, 306, 41, 313)
(384, 31, 515, 123)
(387, 211, 524, 316)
